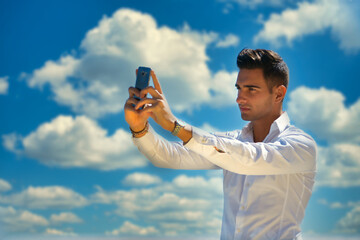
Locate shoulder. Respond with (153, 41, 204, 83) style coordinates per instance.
(280, 125, 317, 149)
(284, 125, 314, 138)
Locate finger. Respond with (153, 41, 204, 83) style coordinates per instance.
(137, 103, 157, 115)
(151, 70, 163, 94)
(124, 97, 139, 109)
(128, 87, 140, 98)
(126, 97, 139, 106)
(136, 68, 138, 76)
(135, 98, 158, 110)
(140, 86, 162, 99)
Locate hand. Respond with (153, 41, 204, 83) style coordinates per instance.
(134, 70, 176, 132)
(124, 70, 151, 132)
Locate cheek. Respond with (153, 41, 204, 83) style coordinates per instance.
(253, 94, 273, 107)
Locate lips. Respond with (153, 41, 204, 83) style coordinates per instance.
(240, 106, 250, 112)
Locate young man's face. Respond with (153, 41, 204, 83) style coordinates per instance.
(235, 68, 277, 122)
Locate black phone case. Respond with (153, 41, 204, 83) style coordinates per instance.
(134, 67, 151, 109)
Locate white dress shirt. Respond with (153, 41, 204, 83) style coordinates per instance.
(132, 112, 317, 240)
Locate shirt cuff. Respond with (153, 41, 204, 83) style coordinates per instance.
(132, 125, 159, 152)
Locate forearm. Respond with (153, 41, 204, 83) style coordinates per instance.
(175, 124, 193, 144)
(133, 118, 193, 144)
(133, 125, 219, 170)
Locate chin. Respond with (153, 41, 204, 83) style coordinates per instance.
(240, 113, 252, 121)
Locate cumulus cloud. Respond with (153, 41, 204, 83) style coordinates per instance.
(335, 206, 360, 233)
(122, 172, 162, 186)
(0, 178, 12, 192)
(318, 199, 360, 233)
(2, 115, 146, 170)
(0, 76, 9, 94)
(318, 199, 360, 209)
(0, 186, 88, 209)
(287, 86, 360, 187)
(0, 206, 48, 232)
(215, 34, 240, 48)
(92, 174, 223, 236)
(219, 0, 287, 9)
(50, 212, 83, 224)
(198, 122, 221, 133)
(45, 228, 77, 236)
(254, 0, 360, 53)
(316, 144, 360, 188)
(106, 221, 158, 236)
(22, 8, 238, 118)
(288, 87, 360, 144)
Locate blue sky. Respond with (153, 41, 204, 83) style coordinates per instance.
(0, 0, 360, 239)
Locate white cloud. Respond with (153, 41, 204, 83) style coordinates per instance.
(2, 132, 22, 155)
(208, 70, 238, 108)
(336, 206, 360, 233)
(2, 115, 146, 170)
(215, 34, 240, 48)
(0, 76, 9, 94)
(106, 221, 158, 236)
(92, 174, 223, 236)
(316, 144, 360, 188)
(0, 178, 12, 192)
(45, 228, 77, 236)
(0, 206, 48, 232)
(219, 0, 286, 9)
(122, 172, 162, 186)
(0, 186, 88, 209)
(288, 87, 360, 143)
(287, 86, 360, 188)
(50, 212, 83, 224)
(254, 0, 360, 53)
(198, 122, 221, 133)
(318, 199, 360, 209)
(22, 8, 237, 118)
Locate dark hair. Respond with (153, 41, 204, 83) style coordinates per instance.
(237, 48, 289, 92)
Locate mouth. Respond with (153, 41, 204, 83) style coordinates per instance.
(240, 106, 251, 112)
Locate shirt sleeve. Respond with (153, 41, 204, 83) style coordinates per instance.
(185, 126, 317, 175)
(132, 125, 220, 170)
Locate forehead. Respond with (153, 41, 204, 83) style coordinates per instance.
(236, 68, 267, 86)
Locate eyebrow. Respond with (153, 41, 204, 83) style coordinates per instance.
(235, 84, 261, 89)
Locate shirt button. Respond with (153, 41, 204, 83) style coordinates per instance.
(241, 206, 245, 210)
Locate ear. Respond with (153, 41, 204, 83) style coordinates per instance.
(274, 85, 287, 103)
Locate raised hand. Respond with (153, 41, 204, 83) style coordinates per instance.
(124, 69, 152, 132)
(134, 70, 176, 132)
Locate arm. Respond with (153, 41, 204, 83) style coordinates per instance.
(124, 69, 217, 170)
(126, 69, 315, 175)
(185, 126, 317, 175)
(132, 125, 219, 170)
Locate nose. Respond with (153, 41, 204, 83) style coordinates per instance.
(236, 90, 246, 105)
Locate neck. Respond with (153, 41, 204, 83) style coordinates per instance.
(252, 110, 283, 143)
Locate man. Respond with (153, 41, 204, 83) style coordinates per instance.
(124, 48, 316, 240)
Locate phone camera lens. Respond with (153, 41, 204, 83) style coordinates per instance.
(141, 72, 146, 76)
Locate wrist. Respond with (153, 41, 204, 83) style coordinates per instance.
(130, 122, 148, 132)
(130, 122, 149, 138)
(171, 120, 185, 136)
(164, 118, 177, 132)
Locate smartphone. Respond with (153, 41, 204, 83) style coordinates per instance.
(134, 66, 151, 108)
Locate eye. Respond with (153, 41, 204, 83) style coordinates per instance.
(249, 87, 256, 91)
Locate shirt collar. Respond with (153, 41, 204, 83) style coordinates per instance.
(273, 111, 290, 133)
(240, 112, 290, 139)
